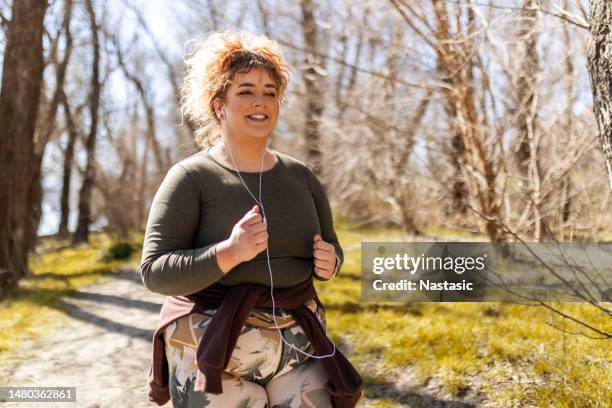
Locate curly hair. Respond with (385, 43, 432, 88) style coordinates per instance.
(181, 31, 292, 150)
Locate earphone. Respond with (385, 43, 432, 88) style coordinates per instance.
(221, 108, 336, 360)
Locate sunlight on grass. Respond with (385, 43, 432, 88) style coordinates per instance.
(318, 220, 612, 407)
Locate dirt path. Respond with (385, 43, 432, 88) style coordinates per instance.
(1, 269, 163, 407)
(1, 269, 484, 408)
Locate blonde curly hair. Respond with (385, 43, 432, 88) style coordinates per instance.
(181, 31, 292, 150)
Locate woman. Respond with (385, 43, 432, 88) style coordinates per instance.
(141, 32, 361, 407)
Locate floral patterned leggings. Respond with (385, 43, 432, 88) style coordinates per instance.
(164, 299, 333, 407)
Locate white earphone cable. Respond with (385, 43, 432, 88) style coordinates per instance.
(224, 137, 336, 360)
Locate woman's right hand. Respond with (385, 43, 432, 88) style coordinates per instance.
(215, 205, 268, 273)
(228, 205, 269, 262)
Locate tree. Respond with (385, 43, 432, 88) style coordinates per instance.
(0, 0, 49, 298)
(300, 0, 326, 175)
(514, 0, 545, 240)
(431, 0, 503, 242)
(587, 0, 612, 190)
(57, 92, 84, 238)
(30, 0, 74, 242)
(72, 0, 101, 245)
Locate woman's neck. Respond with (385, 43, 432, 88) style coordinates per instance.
(212, 137, 276, 172)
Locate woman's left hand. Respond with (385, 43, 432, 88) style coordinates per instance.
(312, 234, 336, 279)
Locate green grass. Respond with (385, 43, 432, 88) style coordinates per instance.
(316, 223, 612, 407)
(0, 231, 143, 381)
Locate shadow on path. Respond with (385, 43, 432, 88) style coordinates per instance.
(324, 301, 423, 316)
(53, 298, 155, 341)
(13, 268, 162, 342)
(363, 377, 477, 408)
(109, 269, 145, 284)
(29, 268, 142, 284)
(66, 291, 161, 312)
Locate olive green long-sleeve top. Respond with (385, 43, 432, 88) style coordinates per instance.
(140, 149, 343, 296)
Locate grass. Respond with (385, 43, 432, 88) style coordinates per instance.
(316, 222, 612, 407)
(1, 224, 610, 407)
(0, 231, 143, 382)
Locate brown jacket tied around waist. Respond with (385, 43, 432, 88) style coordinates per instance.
(147, 276, 362, 407)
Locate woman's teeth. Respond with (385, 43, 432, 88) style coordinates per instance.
(247, 114, 267, 121)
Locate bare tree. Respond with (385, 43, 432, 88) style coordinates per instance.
(0, 0, 48, 297)
(94, 110, 142, 238)
(587, 0, 612, 190)
(57, 92, 85, 238)
(28, 0, 74, 243)
(113, 35, 167, 177)
(359, 21, 430, 235)
(558, 0, 576, 239)
(335, 6, 365, 126)
(432, 0, 504, 241)
(513, 0, 546, 240)
(72, 0, 101, 245)
(300, 0, 326, 175)
(121, 1, 198, 141)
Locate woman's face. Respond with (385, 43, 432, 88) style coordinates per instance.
(217, 67, 280, 141)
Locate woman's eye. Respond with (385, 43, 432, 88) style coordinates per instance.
(237, 90, 276, 97)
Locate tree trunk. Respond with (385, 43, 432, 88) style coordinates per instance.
(29, 0, 74, 244)
(515, 0, 544, 240)
(559, 1, 574, 237)
(137, 125, 151, 228)
(432, 0, 503, 242)
(72, 0, 101, 245)
(432, 1, 469, 216)
(58, 92, 78, 238)
(516, 0, 540, 178)
(300, 0, 326, 175)
(0, 0, 48, 298)
(392, 92, 431, 236)
(587, 0, 612, 190)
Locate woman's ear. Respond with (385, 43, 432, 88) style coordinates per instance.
(213, 99, 223, 120)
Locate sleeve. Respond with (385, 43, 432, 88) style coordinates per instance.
(140, 164, 226, 295)
(305, 166, 344, 281)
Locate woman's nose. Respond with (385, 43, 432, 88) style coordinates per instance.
(252, 95, 268, 108)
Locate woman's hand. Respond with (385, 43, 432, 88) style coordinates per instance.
(216, 205, 268, 273)
(312, 234, 337, 279)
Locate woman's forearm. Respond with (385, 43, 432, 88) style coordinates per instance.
(214, 238, 241, 273)
(141, 243, 226, 296)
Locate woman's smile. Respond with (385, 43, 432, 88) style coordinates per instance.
(245, 113, 269, 123)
